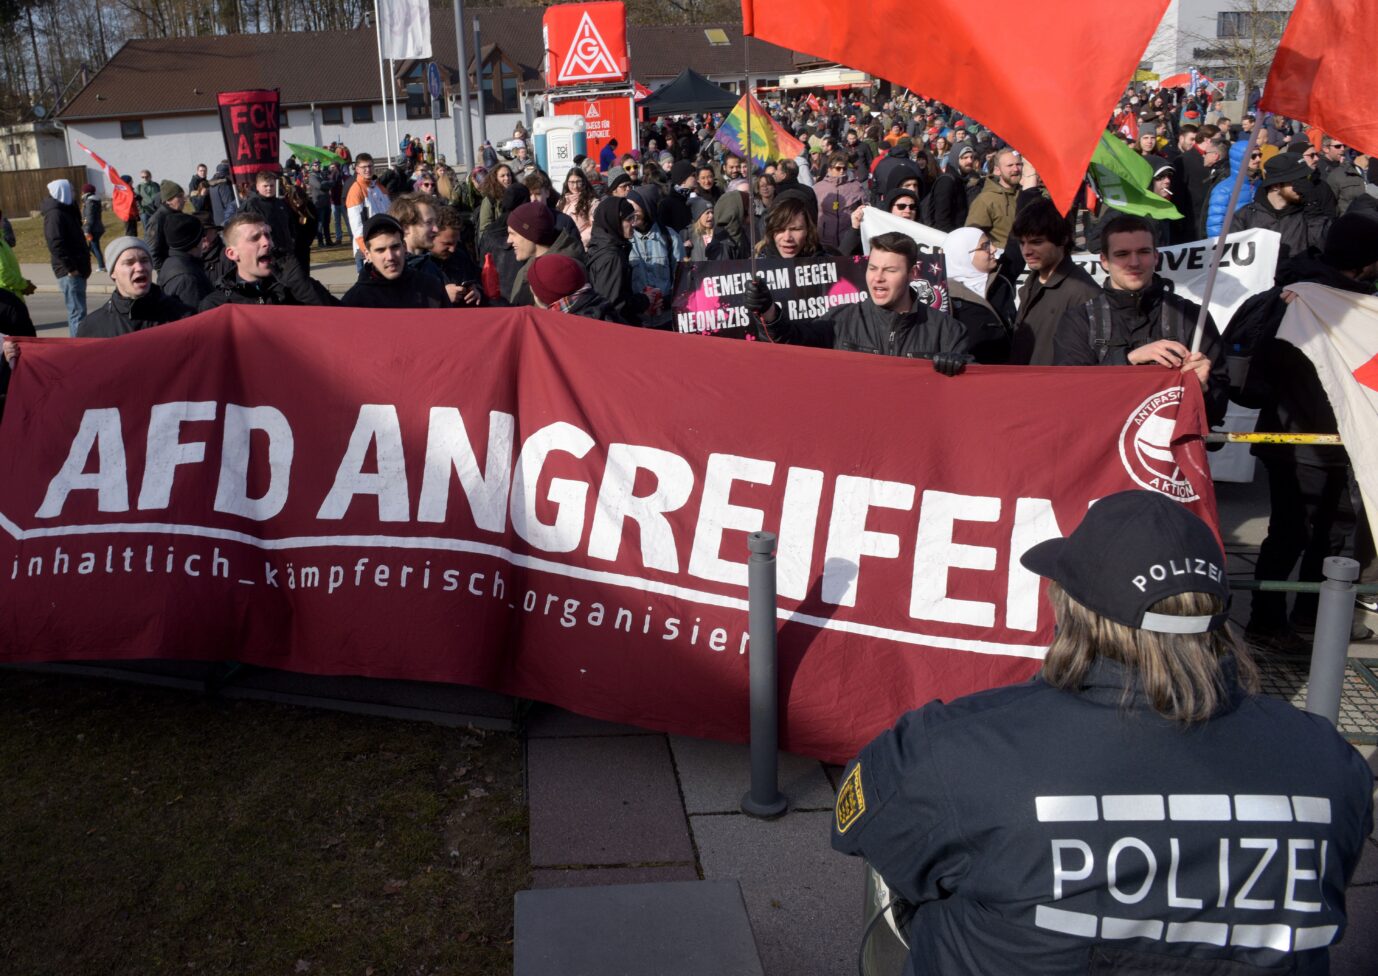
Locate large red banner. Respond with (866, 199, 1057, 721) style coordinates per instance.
(0, 308, 1216, 762)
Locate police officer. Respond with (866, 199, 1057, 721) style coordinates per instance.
(832, 490, 1372, 975)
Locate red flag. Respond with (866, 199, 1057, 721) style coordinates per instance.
(76, 143, 137, 224)
(1260, 0, 1378, 159)
(741, 0, 1169, 213)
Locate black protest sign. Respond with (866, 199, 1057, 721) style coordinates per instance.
(672, 254, 949, 339)
(218, 89, 282, 180)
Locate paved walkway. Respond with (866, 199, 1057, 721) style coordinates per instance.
(516, 471, 1377, 975)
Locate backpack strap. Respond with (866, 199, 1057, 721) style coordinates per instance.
(1086, 295, 1114, 364)
(1158, 278, 1186, 345)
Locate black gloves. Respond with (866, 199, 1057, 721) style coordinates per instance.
(743, 276, 776, 320)
(931, 352, 973, 376)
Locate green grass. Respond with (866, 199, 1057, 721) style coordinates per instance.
(0, 671, 528, 976)
(7, 216, 355, 268)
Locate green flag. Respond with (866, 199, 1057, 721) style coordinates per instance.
(285, 142, 345, 166)
(1087, 131, 1182, 221)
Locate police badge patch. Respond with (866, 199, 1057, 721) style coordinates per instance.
(835, 763, 866, 833)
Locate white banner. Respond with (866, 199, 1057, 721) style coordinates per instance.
(378, 0, 432, 60)
(1278, 283, 1378, 544)
(859, 207, 1281, 326)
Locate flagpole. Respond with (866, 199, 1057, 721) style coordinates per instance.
(390, 59, 401, 169)
(744, 33, 758, 274)
(1188, 121, 1263, 355)
(374, 0, 393, 169)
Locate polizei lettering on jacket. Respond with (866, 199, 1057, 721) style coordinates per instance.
(33, 400, 1078, 631)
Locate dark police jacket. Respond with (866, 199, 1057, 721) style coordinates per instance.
(832, 658, 1373, 976)
(754, 295, 969, 359)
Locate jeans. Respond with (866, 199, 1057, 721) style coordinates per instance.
(88, 234, 105, 270)
(334, 205, 348, 243)
(354, 251, 365, 276)
(316, 208, 332, 245)
(58, 274, 87, 337)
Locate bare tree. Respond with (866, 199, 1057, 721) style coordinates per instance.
(1182, 0, 1290, 101)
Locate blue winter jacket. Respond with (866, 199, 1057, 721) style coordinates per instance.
(1205, 141, 1258, 237)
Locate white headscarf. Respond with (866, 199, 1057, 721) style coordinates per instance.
(943, 226, 991, 299)
(47, 179, 73, 206)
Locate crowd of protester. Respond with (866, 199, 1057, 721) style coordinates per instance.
(2, 81, 1376, 651)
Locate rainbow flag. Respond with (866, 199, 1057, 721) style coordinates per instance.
(714, 94, 805, 171)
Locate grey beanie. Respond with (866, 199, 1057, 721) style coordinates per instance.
(104, 236, 149, 271)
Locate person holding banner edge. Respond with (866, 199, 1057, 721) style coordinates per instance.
(1054, 215, 1228, 426)
(746, 231, 971, 374)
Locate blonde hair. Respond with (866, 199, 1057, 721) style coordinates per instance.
(1040, 583, 1258, 723)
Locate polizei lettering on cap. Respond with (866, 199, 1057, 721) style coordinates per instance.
(1132, 559, 1222, 592)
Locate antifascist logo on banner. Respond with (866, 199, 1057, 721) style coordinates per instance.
(672, 255, 949, 339)
(1119, 387, 1199, 502)
(217, 89, 282, 180)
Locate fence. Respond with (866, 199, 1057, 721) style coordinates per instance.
(0, 165, 88, 218)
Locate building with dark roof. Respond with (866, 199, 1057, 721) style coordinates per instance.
(57, 9, 802, 190)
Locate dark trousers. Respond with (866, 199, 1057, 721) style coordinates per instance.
(1250, 459, 1356, 629)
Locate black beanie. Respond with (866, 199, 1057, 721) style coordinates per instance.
(164, 212, 204, 252)
(670, 160, 696, 186)
(1322, 212, 1378, 271)
(501, 183, 531, 212)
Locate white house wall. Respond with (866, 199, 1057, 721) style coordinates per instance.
(62, 102, 527, 195)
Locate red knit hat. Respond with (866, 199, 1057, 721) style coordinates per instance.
(528, 253, 587, 306)
(506, 202, 557, 247)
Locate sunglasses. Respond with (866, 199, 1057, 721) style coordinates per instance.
(892, 202, 917, 212)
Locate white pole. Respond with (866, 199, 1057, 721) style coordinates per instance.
(373, 0, 392, 168)
(390, 59, 402, 167)
(1189, 121, 1264, 354)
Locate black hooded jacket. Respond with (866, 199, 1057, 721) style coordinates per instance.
(1229, 194, 1330, 261)
(41, 196, 90, 279)
(755, 293, 969, 359)
(342, 262, 451, 309)
(585, 197, 650, 325)
(1054, 274, 1228, 425)
(157, 249, 214, 315)
(199, 269, 301, 310)
(1229, 254, 1374, 468)
(78, 286, 187, 338)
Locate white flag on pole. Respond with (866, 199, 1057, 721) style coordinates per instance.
(1277, 282, 1378, 543)
(378, 0, 431, 60)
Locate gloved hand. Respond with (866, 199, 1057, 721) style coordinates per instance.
(743, 276, 776, 321)
(931, 352, 973, 377)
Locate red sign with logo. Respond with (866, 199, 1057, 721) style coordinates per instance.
(553, 96, 636, 166)
(0, 307, 1216, 763)
(544, 2, 629, 87)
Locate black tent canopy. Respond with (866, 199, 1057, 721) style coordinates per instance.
(639, 68, 740, 115)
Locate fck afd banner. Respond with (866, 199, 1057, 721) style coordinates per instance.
(0, 308, 1216, 763)
(860, 208, 1280, 326)
(672, 254, 949, 339)
(217, 89, 282, 181)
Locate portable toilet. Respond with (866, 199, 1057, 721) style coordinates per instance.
(534, 115, 587, 187)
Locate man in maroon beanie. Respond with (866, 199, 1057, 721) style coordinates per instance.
(528, 253, 624, 324)
(506, 200, 585, 306)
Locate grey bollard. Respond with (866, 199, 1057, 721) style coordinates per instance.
(1304, 556, 1360, 725)
(741, 531, 788, 819)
